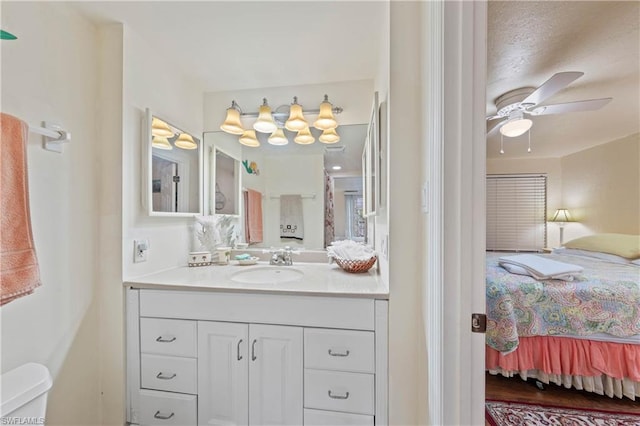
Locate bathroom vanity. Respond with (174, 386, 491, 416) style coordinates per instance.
(125, 262, 388, 426)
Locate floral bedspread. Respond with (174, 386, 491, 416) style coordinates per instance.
(486, 252, 640, 353)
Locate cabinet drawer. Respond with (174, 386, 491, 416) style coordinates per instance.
(305, 329, 375, 373)
(141, 354, 197, 395)
(140, 318, 196, 358)
(304, 408, 374, 425)
(138, 389, 196, 426)
(304, 370, 374, 415)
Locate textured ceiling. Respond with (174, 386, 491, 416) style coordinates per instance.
(487, 1, 639, 159)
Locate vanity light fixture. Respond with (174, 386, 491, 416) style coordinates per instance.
(319, 128, 340, 144)
(174, 133, 197, 150)
(239, 129, 260, 147)
(294, 126, 315, 145)
(151, 117, 174, 138)
(152, 136, 172, 150)
(219, 95, 343, 148)
(268, 128, 288, 146)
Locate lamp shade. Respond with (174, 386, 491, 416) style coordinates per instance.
(294, 126, 315, 145)
(268, 128, 288, 146)
(220, 106, 244, 135)
(319, 128, 340, 144)
(175, 133, 198, 150)
(500, 117, 532, 137)
(313, 95, 338, 130)
(152, 118, 174, 138)
(551, 208, 572, 223)
(152, 136, 172, 150)
(239, 129, 260, 147)
(253, 99, 278, 133)
(285, 101, 307, 132)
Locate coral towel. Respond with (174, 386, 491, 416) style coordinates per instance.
(244, 189, 263, 244)
(1, 113, 41, 305)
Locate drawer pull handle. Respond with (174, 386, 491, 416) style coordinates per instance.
(237, 339, 243, 361)
(154, 411, 175, 420)
(328, 390, 350, 400)
(155, 336, 176, 343)
(156, 372, 177, 380)
(251, 339, 257, 361)
(328, 349, 350, 357)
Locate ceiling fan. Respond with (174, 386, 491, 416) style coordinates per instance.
(487, 71, 612, 137)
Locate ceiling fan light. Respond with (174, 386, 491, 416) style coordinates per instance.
(268, 128, 289, 146)
(253, 98, 278, 133)
(319, 128, 340, 144)
(500, 118, 532, 137)
(220, 104, 244, 135)
(285, 100, 307, 132)
(152, 118, 174, 138)
(175, 133, 198, 150)
(152, 136, 172, 150)
(313, 95, 337, 130)
(239, 129, 260, 147)
(294, 126, 315, 145)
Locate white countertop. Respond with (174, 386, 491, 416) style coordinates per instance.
(125, 261, 389, 299)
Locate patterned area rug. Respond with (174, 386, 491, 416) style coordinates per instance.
(486, 400, 640, 426)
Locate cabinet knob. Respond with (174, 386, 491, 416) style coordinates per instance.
(154, 411, 175, 420)
(155, 336, 176, 343)
(328, 390, 350, 400)
(328, 349, 350, 357)
(156, 372, 177, 380)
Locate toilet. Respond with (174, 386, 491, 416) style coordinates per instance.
(1, 363, 52, 423)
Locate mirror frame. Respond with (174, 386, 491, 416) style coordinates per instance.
(144, 108, 203, 217)
(363, 91, 380, 217)
(210, 145, 242, 217)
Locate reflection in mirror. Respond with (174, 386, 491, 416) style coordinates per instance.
(213, 149, 240, 215)
(145, 109, 202, 216)
(203, 124, 367, 249)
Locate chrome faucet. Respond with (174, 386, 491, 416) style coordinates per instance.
(270, 247, 294, 266)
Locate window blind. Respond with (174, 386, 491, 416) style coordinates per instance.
(486, 174, 547, 251)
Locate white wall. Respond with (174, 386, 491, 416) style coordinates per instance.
(0, 3, 101, 424)
(122, 27, 204, 279)
(561, 133, 640, 242)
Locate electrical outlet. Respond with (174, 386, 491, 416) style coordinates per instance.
(134, 239, 149, 263)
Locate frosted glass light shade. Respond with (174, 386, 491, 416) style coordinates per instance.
(175, 133, 198, 150)
(268, 128, 288, 146)
(239, 129, 260, 147)
(152, 118, 174, 137)
(152, 136, 172, 150)
(319, 128, 340, 144)
(313, 98, 337, 130)
(253, 102, 277, 133)
(500, 118, 532, 137)
(285, 102, 307, 131)
(220, 107, 244, 135)
(294, 126, 315, 145)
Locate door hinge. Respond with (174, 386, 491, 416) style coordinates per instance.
(471, 313, 487, 333)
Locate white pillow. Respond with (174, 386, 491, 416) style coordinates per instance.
(553, 247, 632, 265)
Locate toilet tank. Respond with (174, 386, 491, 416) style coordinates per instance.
(1, 363, 52, 422)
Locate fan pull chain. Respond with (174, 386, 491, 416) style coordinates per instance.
(527, 128, 531, 153)
(500, 133, 504, 155)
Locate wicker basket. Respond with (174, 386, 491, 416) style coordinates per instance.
(333, 256, 377, 273)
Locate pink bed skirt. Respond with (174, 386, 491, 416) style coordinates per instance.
(486, 336, 640, 382)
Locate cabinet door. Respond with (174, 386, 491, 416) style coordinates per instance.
(248, 324, 303, 425)
(198, 321, 249, 426)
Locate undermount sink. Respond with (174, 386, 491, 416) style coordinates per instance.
(230, 266, 304, 285)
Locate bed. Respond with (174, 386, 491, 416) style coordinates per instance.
(485, 245, 640, 400)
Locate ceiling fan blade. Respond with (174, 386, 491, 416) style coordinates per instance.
(521, 71, 584, 107)
(486, 115, 502, 121)
(531, 98, 612, 116)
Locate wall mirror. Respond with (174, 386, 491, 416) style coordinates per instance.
(203, 124, 367, 249)
(144, 108, 202, 216)
(363, 91, 380, 217)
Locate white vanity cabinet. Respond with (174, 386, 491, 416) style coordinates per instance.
(198, 322, 303, 426)
(126, 288, 388, 426)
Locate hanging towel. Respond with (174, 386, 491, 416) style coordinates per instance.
(1, 113, 41, 305)
(244, 189, 263, 244)
(280, 194, 304, 241)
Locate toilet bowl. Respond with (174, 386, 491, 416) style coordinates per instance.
(1, 363, 52, 424)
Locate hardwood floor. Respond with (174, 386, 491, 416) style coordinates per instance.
(486, 372, 640, 413)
